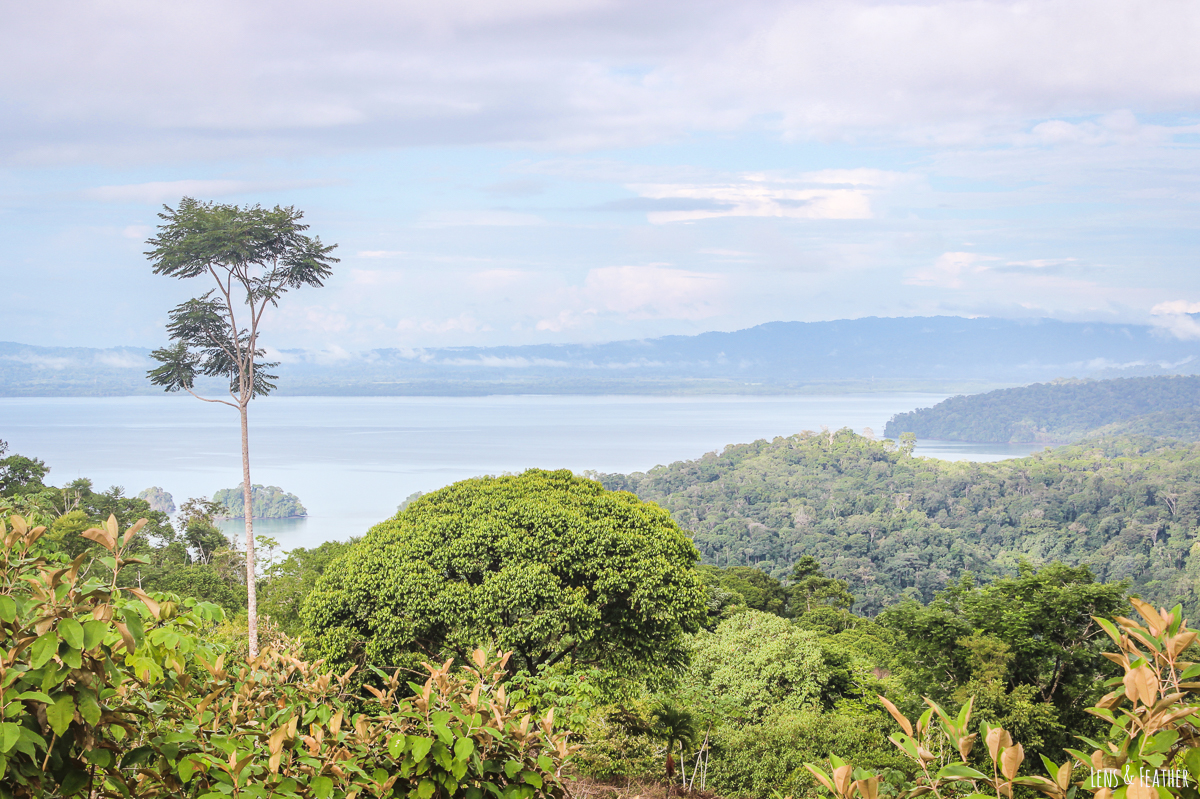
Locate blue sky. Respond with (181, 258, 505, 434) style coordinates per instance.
(4, 0, 1200, 351)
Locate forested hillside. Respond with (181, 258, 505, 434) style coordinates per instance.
(596, 430, 1200, 615)
(884, 375, 1200, 443)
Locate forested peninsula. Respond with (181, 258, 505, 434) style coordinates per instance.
(596, 429, 1200, 615)
(884, 374, 1200, 443)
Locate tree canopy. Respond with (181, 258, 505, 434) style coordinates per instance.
(303, 469, 709, 682)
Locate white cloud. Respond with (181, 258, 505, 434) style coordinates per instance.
(1150, 300, 1200, 340)
(2, 353, 73, 370)
(1152, 300, 1200, 315)
(10, 0, 1200, 162)
(357, 250, 407, 259)
(93, 351, 146, 369)
(617, 169, 909, 224)
(396, 313, 490, 334)
(582, 264, 726, 319)
(905, 252, 997, 289)
(439, 356, 571, 368)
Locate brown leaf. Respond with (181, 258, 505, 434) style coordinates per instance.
(123, 518, 147, 547)
(1130, 598, 1164, 634)
(855, 776, 880, 799)
(127, 588, 161, 620)
(833, 764, 853, 798)
(1001, 744, 1024, 780)
(81, 527, 115, 552)
(986, 727, 1013, 763)
(1127, 781, 1157, 799)
(114, 621, 136, 653)
(958, 733, 977, 762)
(878, 696, 913, 737)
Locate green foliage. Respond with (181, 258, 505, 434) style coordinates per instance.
(175, 497, 229, 563)
(884, 375, 1200, 443)
(685, 611, 832, 724)
(259, 540, 354, 635)
(708, 709, 908, 799)
(790, 556, 855, 617)
(0, 439, 48, 496)
(697, 564, 789, 618)
(151, 563, 248, 614)
(598, 430, 1200, 615)
(303, 469, 709, 684)
(0, 511, 571, 799)
(213, 483, 307, 519)
(877, 562, 1128, 756)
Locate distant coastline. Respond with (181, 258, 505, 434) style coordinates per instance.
(3, 316, 1197, 398)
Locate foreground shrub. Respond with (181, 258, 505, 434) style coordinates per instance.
(805, 598, 1200, 799)
(0, 513, 571, 799)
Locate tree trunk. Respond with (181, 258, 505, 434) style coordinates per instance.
(240, 402, 258, 659)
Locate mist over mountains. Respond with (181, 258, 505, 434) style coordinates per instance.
(2, 316, 1197, 397)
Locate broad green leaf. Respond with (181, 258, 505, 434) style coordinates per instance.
(47, 694, 75, 736)
(122, 609, 145, 648)
(454, 737, 475, 761)
(417, 778, 437, 799)
(937, 764, 989, 781)
(505, 760, 523, 779)
(410, 736, 434, 761)
(82, 620, 107, 650)
(0, 723, 19, 753)
(29, 633, 58, 669)
(84, 748, 114, 768)
(312, 775, 333, 799)
(0, 596, 16, 623)
(61, 645, 82, 670)
(58, 618, 84, 649)
(14, 691, 53, 704)
(521, 770, 543, 789)
(388, 734, 406, 759)
(60, 764, 89, 796)
(77, 692, 101, 726)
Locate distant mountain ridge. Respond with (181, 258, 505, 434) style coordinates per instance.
(2, 316, 1197, 396)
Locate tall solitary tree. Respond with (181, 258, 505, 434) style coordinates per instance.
(145, 197, 338, 656)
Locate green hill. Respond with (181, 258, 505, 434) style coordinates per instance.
(883, 375, 1200, 443)
(595, 430, 1200, 616)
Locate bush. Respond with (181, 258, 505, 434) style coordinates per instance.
(0, 512, 571, 799)
(303, 469, 708, 683)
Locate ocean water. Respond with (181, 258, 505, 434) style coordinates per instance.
(1, 394, 1046, 549)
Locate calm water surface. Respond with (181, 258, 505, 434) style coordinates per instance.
(1, 394, 1046, 548)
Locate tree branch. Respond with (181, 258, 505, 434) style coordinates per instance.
(184, 389, 238, 409)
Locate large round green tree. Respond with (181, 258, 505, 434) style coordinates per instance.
(303, 469, 708, 680)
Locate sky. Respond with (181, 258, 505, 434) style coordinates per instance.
(4, 0, 1200, 351)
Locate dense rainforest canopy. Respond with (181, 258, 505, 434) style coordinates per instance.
(884, 374, 1200, 443)
(596, 429, 1200, 615)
